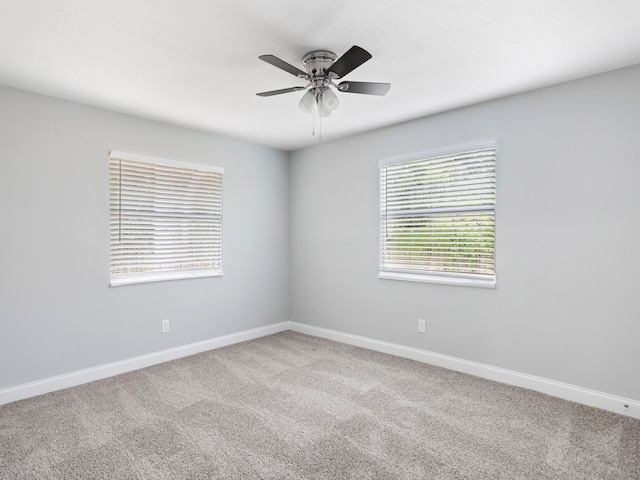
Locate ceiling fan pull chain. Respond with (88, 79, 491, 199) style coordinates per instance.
(315, 93, 322, 141)
(312, 96, 316, 137)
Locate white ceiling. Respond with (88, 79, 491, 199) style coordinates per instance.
(2, 1, 640, 151)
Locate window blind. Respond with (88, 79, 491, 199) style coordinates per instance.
(380, 147, 496, 286)
(109, 151, 223, 286)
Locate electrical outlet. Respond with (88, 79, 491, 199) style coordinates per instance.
(418, 318, 426, 333)
(162, 319, 170, 333)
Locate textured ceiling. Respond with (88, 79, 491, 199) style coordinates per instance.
(2, 1, 640, 151)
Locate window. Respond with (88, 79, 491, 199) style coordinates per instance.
(379, 144, 496, 288)
(109, 151, 223, 286)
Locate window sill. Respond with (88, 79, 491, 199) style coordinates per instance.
(378, 271, 495, 289)
(110, 269, 223, 287)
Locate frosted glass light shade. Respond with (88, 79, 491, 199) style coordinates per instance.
(298, 90, 315, 113)
(322, 87, 339, 111)
(317, 100, 332, 117)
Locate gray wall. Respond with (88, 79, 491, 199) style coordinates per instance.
(2, 64, 639, 403)
(289, 65, 640, 401)
(0, 85, 289, 389)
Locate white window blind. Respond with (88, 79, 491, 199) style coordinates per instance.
(380, 146, 496, 287)
(109, 151, 223, 286)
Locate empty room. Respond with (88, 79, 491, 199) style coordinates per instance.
(1, 1, 639, 478)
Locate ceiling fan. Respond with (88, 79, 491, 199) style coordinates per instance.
(256, 45, 390, 118)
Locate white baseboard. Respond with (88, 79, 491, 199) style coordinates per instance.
(0, 321, 290, 406)
(4, 321, 638, 420)
(289, 322, 640, 419)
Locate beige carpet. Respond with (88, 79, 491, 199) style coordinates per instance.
(1, 331, 638, 479)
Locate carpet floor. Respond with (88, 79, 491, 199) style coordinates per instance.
(1, 331, 638, 479)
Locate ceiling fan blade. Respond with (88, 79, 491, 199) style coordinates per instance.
(326, 46, 372, 78)
(337, 81, 390, 96)
(256, 86, 306, 97)
(259, 55, 308, 78)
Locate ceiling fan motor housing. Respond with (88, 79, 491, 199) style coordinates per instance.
(302, 50, 338, 88)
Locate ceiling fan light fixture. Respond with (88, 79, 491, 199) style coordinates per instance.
(316, 88, 338, 118)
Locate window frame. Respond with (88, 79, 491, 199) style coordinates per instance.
(108, 150, 224, 287)
(379, 142, 496, 288)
